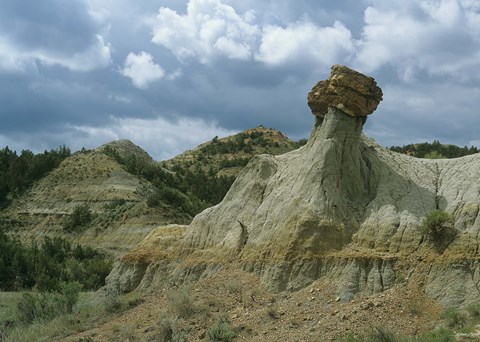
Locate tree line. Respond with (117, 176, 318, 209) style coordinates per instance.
(0, 145, 71, 208)
(390, 140, 478, 159)
(0, 231, 112, 292)
(103, 145, 235, 217)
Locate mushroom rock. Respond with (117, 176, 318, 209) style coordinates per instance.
(110, 65, 480, 309)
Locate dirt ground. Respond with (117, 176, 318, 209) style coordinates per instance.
(63, 268, 443, 342)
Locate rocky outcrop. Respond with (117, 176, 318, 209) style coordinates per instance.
(308, 65, 383, 118)
(110, 65, 480, 308)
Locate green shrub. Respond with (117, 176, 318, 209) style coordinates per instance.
(17, 292, 38, 323)
(369, 327, 398, 342)
(207, 319, 236, 342)
(156, 314, 187, 342)
(337, 327, 399, 342)
(419, 210, 454, 242)
(441, 307, 467, 329)
(17, 282, 81, 323)
(225, 279, 242, 294)
(337, 333, 366, 342)
(424, 151, 445, 159)
(104, 199, 127, 210)
(0, 234, 111, 292)
(167, 287, 195, 318)
(415, 327, 454, 342)
(103, 287, 125, 314)
(466, 303, 480, 321)
(64, 204, 94, 233)
(62, 281, 82, 313)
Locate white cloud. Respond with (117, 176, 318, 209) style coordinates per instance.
(365, 82, 480, 148)
(165, 68, 183, 81)
(0, 115, 238, 161)
(355, 0, 480, 81)
(151, 0, 354, 69)
(108, 93, 132, 103)
(151, 0, 259, 63)
(255, 20, 354, 67)
(0, 39, 29, 72)
(70, 116, 238, 160)
(0, 34, 111, 73)
(121, 51, 165, 89)
(39, 35, 112, 72)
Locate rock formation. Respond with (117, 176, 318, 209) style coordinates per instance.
(307, 64, 383, 118)
(109, 65, 480, 308)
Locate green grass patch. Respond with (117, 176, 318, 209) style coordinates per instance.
(0, 290, 145, 342)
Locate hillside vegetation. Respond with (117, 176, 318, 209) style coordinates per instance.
(103, 126, 304, 218)
(0, 231, 111, 292)
(0, 127, 304, 257)
(390, 140, 478, 158)
(0, 145, 71, 208)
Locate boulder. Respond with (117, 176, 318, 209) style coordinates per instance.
(307, 65, 383, 118)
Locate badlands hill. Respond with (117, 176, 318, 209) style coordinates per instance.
(3, 129, 301, 256)
(162, 125, 301, 178)
(109, 65, 480, 314)
(4, 140, 167, 255)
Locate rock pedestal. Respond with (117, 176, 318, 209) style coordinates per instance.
(109, 65, 480, 309)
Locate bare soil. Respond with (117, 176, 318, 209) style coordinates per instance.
(64, 268, 442, 342)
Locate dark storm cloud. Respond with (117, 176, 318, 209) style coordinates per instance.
(0, 0, 479, 160)
(0, 0, 100, 54)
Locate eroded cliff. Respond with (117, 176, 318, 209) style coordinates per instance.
(110, 65, 480, 308)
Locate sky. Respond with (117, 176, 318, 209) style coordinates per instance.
(0, 0, 479, 160)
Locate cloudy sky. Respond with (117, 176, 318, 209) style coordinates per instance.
(0, 0, 479, 160)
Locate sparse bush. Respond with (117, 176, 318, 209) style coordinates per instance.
(0, 234, 111, 292)
(17, 282, 81, 323)
(207, 319, 236, 342)
(419, 210, 455, 242)
(167, 287, 195, 318)
(156, 314, 187, 342)
(225, 279, 242, 294)
(369, 326, 398, 342)
(62, 281, 81, 313)
(64, 204, 94, 233)
(294, 138, 308, 148)
(415, 327, 454, 342)
(441, 307, 467, 329)
(266, 304, 278, 319)
(127, 296, 145, 308)
(424, 151, 445, 159)
(103, 287, 125, 314)
(17, 292, 37, 323)
(466, 303, 480, 321)
(104, 199, 127, 210)
(337, 327, 399, 342)
(337, 332, 368, 342)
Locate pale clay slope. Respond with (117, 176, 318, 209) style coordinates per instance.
(108, 65, 480, 308)
(109, 108, 480, 308)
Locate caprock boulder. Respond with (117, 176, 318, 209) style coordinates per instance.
(111, 65, 480, 308)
